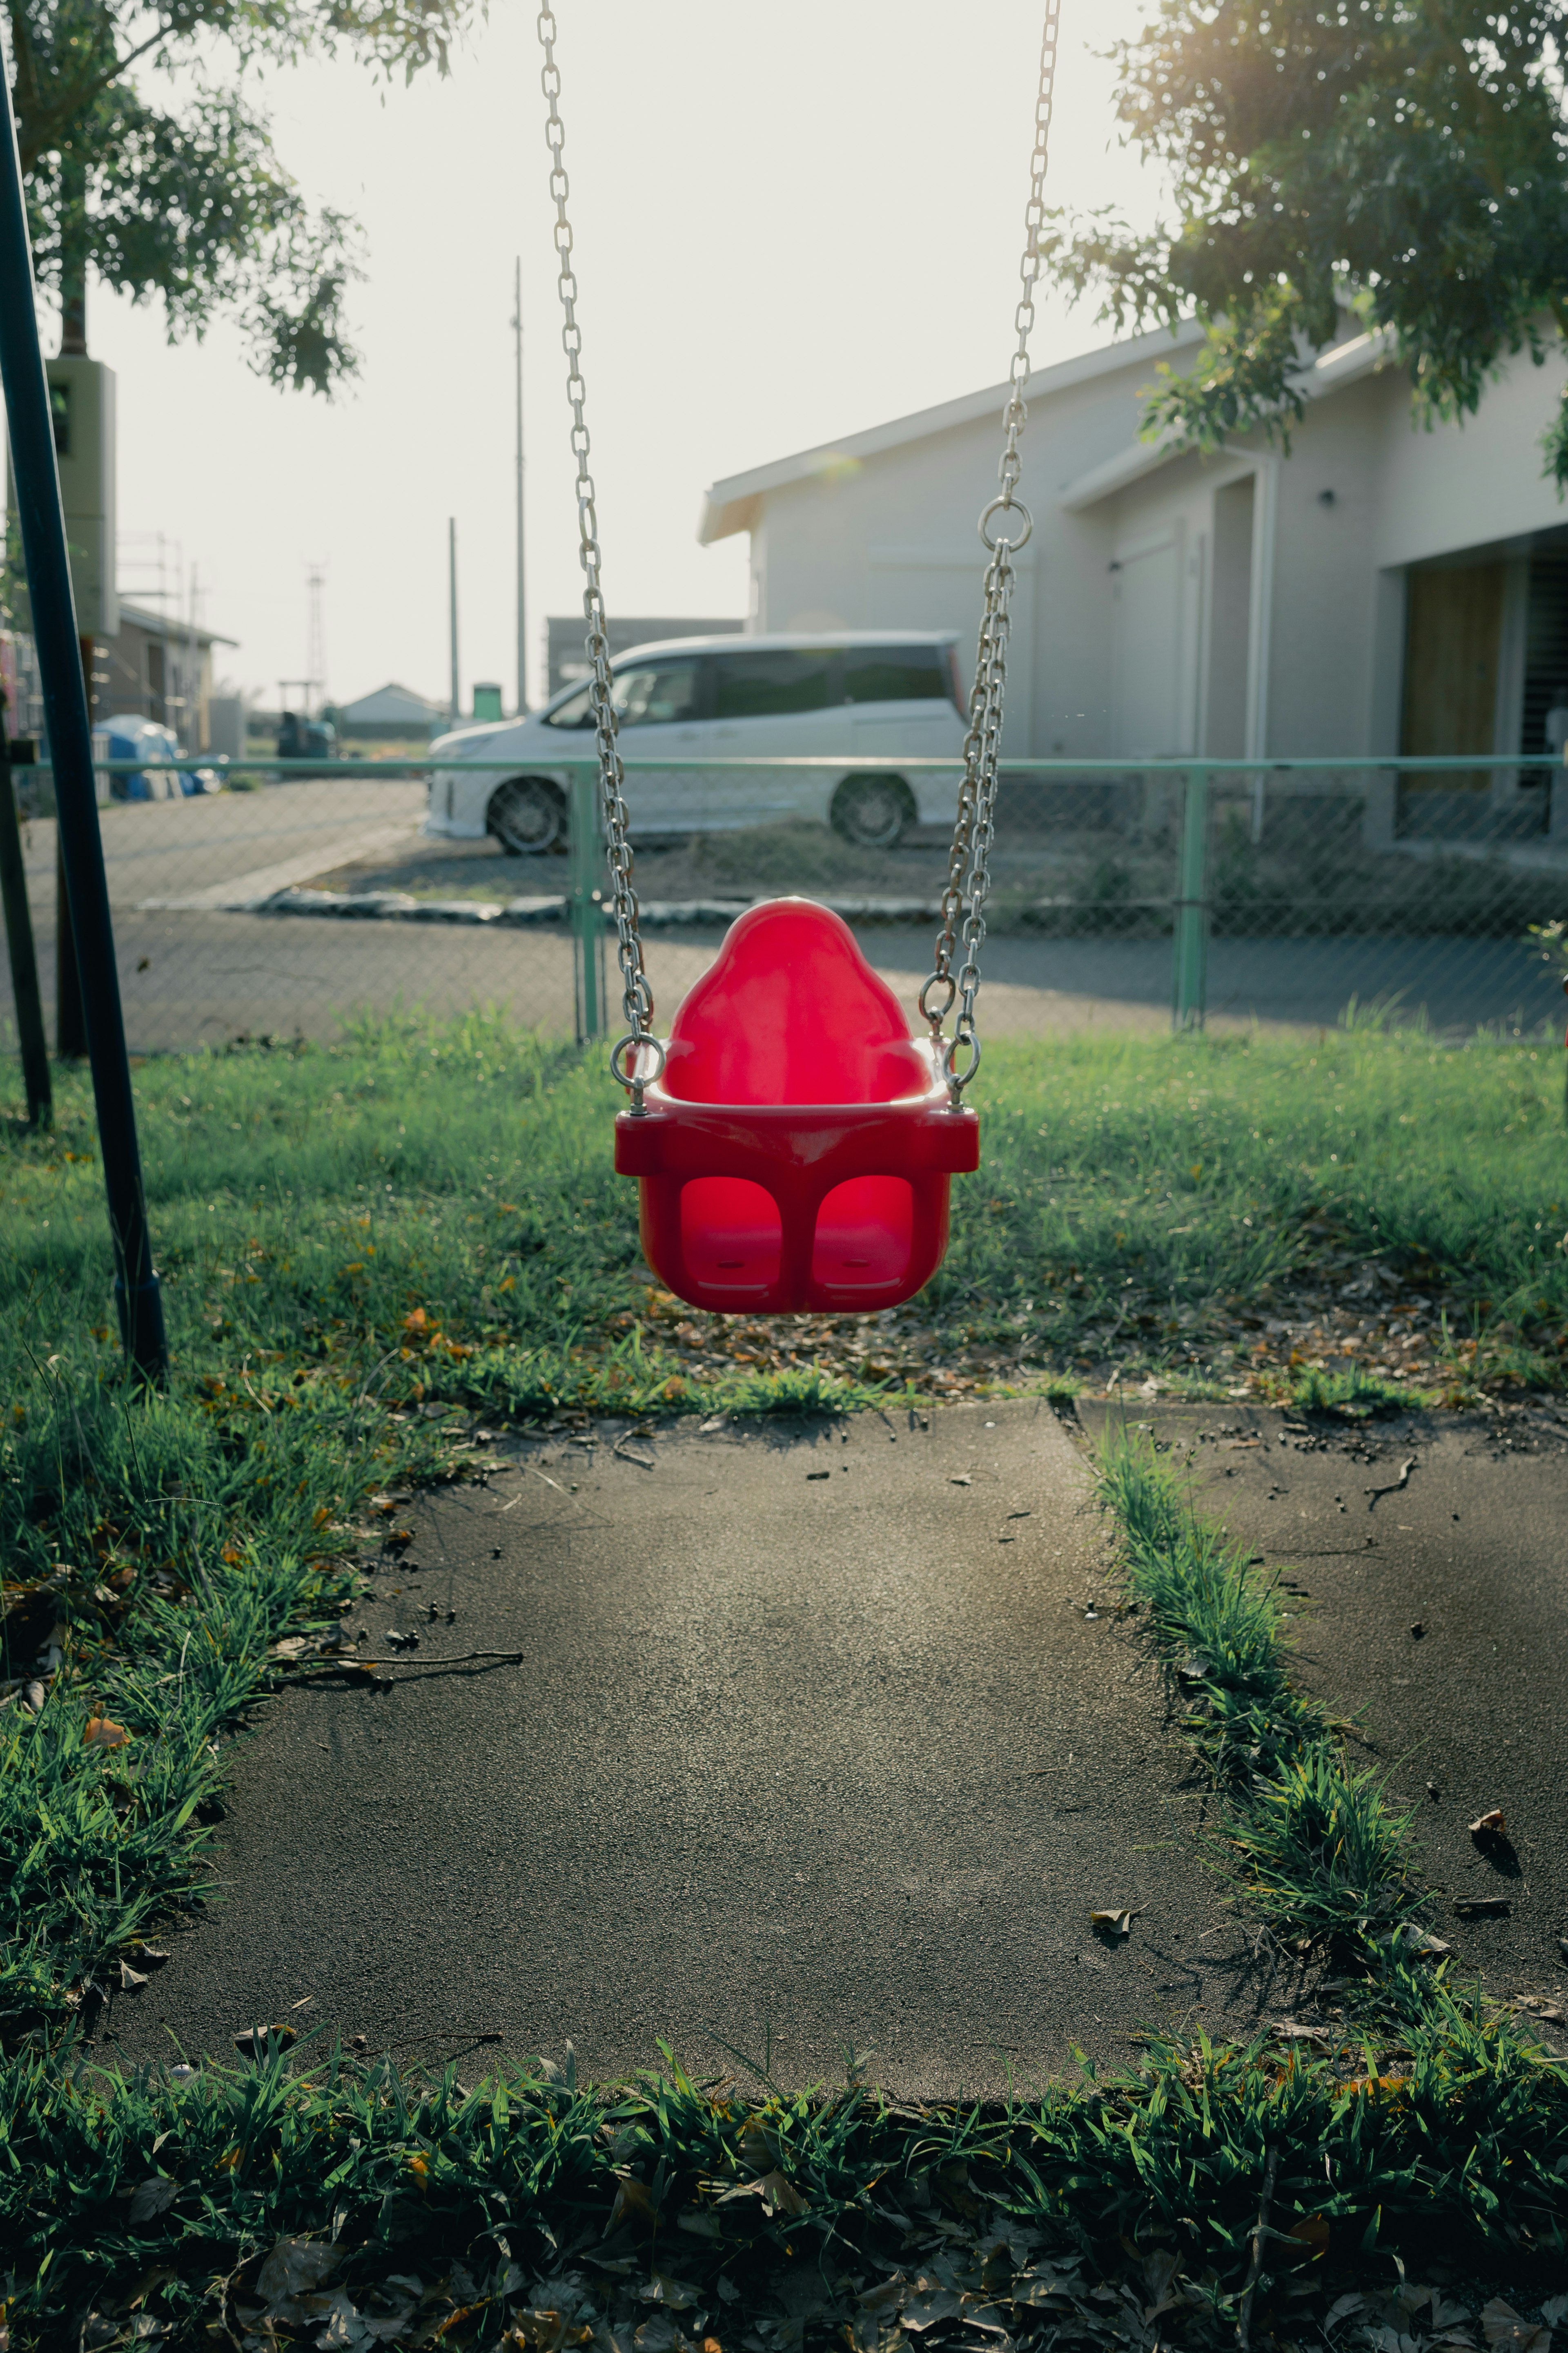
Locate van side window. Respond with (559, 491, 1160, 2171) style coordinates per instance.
(612, 659, 702, 726)
(712, 648, 832, 718)
(843, 645, 950, 704)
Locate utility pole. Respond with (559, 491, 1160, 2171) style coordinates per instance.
(448, 517, 460, 726)
(513, 258, 528, 714)
(0, 51, 167, 1379)
(305, 560, 326, 718)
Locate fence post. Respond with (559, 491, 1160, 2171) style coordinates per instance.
(0, 60, 167, 1379)
(566, 763, 606, 1045)
(1171, 765, 1210, 1032)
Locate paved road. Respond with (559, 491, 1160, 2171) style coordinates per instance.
(1079, 1399, 1568, 2022)
(2, 906, 1557, 1058)
(0, 780, 1558, 1051)
(10, 779, 424, 913)
(107, 1401, 1255, 2098)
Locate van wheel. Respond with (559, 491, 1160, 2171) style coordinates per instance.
(831, 773, 912, 850)
(488, 776, 565, 855)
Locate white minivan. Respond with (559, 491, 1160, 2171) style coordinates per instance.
(423, 630, 967, 854)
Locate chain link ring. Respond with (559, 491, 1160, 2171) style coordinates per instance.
(978, 494, 1034, 553)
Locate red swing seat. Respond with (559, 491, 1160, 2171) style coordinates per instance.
(614, 899, 979, 1314)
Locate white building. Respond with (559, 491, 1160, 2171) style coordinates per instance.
(698, 322, 1568, 841)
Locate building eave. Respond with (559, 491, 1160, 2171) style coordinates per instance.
(115, 596, 238, 648)
(1058, 329, 1398, 512)
(695, 320, 1207, 545)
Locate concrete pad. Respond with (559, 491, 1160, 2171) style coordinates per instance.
(107, 1401, 1254, 2097)
(1078, 1400, 1568, 2017)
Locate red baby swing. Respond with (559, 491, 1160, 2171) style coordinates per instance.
(536, 3, 1061, 1315)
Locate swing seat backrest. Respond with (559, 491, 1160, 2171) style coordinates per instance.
(615, 899, 978, 1314)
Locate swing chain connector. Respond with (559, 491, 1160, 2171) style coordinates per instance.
(610, 1030, 667, 1114)
(979, 493, 1033, 552)
(538, 0, 662, 1106)
(923, 0, 1059, 1081)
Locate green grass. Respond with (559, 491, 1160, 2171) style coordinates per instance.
(943, 1020, 1568, 1389)
(2, 1982, 1567, 2348)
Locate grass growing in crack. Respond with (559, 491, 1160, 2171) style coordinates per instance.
(1096, 1427, 1423, 1955)
(1092, 1430, 1327, 1787)
(1227, 1749, 1419, 1948)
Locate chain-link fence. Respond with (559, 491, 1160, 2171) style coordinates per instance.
(1, 754, 1564, 1062)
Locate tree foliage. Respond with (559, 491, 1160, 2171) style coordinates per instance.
(7, 0, 479, 391)
(1045, 2, 1568, 485)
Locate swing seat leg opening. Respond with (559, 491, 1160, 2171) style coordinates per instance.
(632, 1164, 963, 1316)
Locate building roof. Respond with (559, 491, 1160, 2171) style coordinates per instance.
(116, 598, 237, 648)
(340, 681, 445, 724)
(697, 321, 1397, 540)
(1057, 329, 1396, 510)
(696, 321, 1207, 544)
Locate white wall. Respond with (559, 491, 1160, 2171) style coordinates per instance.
(739, 342, 1568, 761)
(1372, 352, 1568, 571)
(747, 348, 1175, 756)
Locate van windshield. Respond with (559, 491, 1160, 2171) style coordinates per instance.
(543, 682, 592, 729)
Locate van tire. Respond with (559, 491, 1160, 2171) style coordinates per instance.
(488, 776, 566, 855)
(831, 772, 913, 850)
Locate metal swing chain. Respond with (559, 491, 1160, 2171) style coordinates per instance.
(537, 2, 664, 1108)
(921, 0, 1061, 1103)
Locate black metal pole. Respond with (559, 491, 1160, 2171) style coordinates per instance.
(0, 698, 52, 1123)
(0, 49, 167, 1378)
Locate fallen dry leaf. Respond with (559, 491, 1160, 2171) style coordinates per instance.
(1480, 2297, 1552, 2353)
(606, 2175, 661, 2235)
(901, 2279, 964, 2333)
(82, 1715, 130, 1749)
(1470, 1809, 1507, 1838)
(717, 2167, 808, 2219)
(1455, 1896, 1511, 1919)
(233, 2024, 298, 2057)
(126, 2176, 180, 2224)
(255, 2237, 340, 2305)
(1089, 1908, 1138, 1937)
(640, 2275, 699, 2311)
(1398, 1926, 1452, 1957)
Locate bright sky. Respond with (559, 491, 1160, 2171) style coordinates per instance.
(26, 0, 1166, 712)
